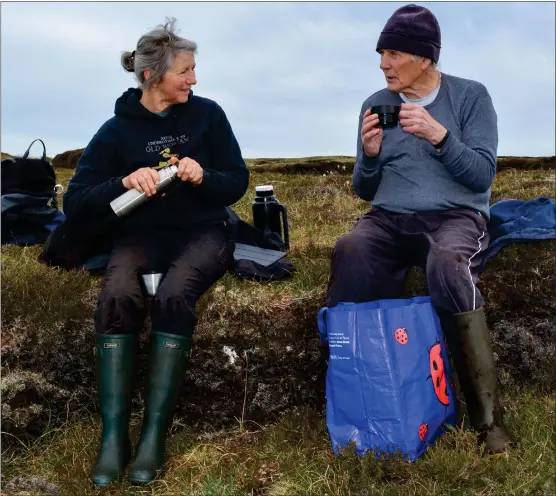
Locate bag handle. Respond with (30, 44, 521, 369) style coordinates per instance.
(318, 307, 328, 344)
(22, 139, 47, 161)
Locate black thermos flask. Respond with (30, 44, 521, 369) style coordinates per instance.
(252, 185, 290, 249)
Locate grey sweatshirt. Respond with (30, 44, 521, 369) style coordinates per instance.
(352, 73, 498, 219)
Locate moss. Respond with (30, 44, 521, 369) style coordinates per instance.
(1, 370, 70, 437)
(3, 475, 60, 496)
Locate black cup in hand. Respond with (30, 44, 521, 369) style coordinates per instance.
(371, 105, 401, 128)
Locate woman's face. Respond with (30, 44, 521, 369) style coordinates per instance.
(155, 51, 197, 104)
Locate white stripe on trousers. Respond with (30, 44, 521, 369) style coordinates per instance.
(467, 230, 486, 311)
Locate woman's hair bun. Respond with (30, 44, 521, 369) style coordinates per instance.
(121, 51, 135, 73)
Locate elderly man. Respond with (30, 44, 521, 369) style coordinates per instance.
(326, 4, 510, 454)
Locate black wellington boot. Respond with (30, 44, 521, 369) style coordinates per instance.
(90, 334, 137, 487)
(128, 332, 191, 485)
(439, 307, 511, 454)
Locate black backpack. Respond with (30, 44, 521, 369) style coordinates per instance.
(40, 207, 295, 281)
(225, 207, 295, 281)
(1, 139, 64, 245)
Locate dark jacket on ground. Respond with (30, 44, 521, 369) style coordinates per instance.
(63, 88, 249, 239)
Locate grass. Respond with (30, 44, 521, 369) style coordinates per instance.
(1, 160, 555, 495)
(46, 164, 556, 315)
(1, 390, 554, 495)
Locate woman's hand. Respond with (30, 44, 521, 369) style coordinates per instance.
(122, 167, 160, 196)
(399, 103, 447, 145)
(170, 156, 203, 185)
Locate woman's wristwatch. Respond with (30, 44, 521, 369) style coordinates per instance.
(434, 129, 451, 151)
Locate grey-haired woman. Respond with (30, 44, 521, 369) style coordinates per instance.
(63, 18, 249, 486)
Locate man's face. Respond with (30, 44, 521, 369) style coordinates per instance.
(378, 49, 427, 93)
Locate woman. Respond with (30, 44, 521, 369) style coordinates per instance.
(63, 18, 249, 486)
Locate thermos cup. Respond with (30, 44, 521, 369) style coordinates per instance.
(141, 271, 164, 297)
(370, 105, 401, 128)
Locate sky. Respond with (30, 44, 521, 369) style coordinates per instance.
(1, 1, 555, 159)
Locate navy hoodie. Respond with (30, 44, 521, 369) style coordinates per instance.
(63, 88, 249, 238)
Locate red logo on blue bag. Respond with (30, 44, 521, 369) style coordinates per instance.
(428, 343, 449, 406)
(418, 423, 428, 441)
(394, 327, 408, 344)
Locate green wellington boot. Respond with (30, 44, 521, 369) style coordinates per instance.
(440, 307, 511, 454)
(90, 334, 137, 487)
(128, 332, 192, 485)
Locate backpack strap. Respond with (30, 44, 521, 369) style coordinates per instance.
(22, 139, 47, 161)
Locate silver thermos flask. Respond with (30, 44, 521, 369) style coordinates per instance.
(110, 165, 179, 217)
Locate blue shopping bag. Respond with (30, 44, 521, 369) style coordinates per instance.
(317, 296, 457, 460)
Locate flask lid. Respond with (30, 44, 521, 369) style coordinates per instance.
(255, 185, 274, 197)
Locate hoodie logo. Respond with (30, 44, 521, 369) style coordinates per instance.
(163, 342, 180, 349)
(104, 343, 119, 349)
(154, 148, 179, 170)
(146, 134, 189, 155)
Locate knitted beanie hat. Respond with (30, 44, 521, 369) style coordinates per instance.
(376, 4, 441, 63)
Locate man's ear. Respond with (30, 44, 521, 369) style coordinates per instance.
(421, 57, 432, 71)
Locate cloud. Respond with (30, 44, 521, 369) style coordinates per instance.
(440, 22, 555, 157)
(1, 1, 554, 158)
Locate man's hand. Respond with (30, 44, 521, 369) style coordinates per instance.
(399, 103, 447, 145)
(361, 109, 383, 157)
(170, 156, 203, 185)
(122, 167, 160, 196)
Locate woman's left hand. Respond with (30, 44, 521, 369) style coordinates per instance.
(170, 156, 203, 185)
(399, 103, 447, 145)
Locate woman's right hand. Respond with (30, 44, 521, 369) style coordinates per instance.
(122, 167, 160, 196)
(361, 110, 383, 157)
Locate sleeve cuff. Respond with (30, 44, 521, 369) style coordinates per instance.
(100, 177, 128, 217)
(359, 150, 379, 168)
(107, 176, 129, 199)
(198, 169, 214, 192)
(435, 132, 465, 167)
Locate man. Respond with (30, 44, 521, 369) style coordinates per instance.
(326, 4, 510, 454)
